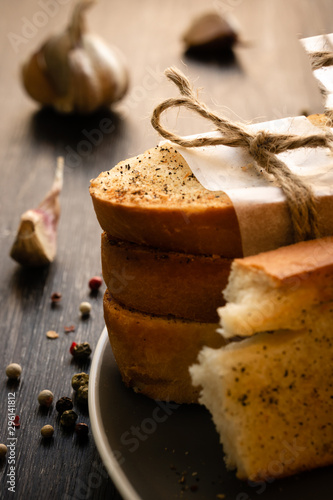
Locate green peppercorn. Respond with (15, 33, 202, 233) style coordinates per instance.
(56, 397, 73, 414)
(72, 342, 92, 360)
(60, 410, 78, 428)
(38, 390, 54, 407)
(0, 444, 8, 459)
(75, 423, 89, 437)
(76, 383, 88, 404)
(40, 425, 54, 438)
(72, 372, 89, 391)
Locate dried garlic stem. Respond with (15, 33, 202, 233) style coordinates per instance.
(69, 0, 96, 45)
(10, 158, 64, 267)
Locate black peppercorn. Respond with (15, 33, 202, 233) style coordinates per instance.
(60, 410, 78, 428)
(75, 423, 89, 437)
(72, 342, 92, 360)
(56, 397, 73, 414)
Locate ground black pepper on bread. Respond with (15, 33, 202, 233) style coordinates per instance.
(90, 145, 242, 257)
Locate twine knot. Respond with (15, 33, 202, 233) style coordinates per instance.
(248, 131, 273, 165)
(151, 67, 333, 243)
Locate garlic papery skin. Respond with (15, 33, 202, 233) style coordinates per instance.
(21, 0, 129, 114)
(10, 158, 64, 267)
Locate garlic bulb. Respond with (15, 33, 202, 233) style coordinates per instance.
(10, 157, 64, 267)
(22, 0, 129, 114)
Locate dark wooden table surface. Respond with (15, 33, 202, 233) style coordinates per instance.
(0, 1, 332, 499)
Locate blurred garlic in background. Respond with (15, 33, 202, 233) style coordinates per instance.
(183, 12, 239, 61)
(22, 0, 129, 114)
(10, 157, 64, 267)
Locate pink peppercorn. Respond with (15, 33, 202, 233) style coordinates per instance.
(88, 276, 102, 291)
(70, 342, 77, 355)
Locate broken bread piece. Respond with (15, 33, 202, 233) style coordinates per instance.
(219, 236, 333, 338)
(190, 310, 333, 481)
(190, 236, 333, 480)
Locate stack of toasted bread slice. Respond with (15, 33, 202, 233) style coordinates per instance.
(90, 145, 242, 403)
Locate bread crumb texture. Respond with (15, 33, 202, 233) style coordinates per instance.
(90, 145, 231, 208)
(190, 308, 333, 481)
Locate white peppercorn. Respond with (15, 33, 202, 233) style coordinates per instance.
(41, 425, 54, 438)
(38, 389, 54, 407)
(6, 363, 22, 380)
(79, 301, 91, 316)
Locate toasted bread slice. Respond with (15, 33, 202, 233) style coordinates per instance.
(90, 145, 242, 257)
(101, 232, 231, 322)
(103, 290, 224, 404)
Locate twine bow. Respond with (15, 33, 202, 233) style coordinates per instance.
(151, 67, 333, 243)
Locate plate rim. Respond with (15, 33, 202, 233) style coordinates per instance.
(88, 327, 142, 500)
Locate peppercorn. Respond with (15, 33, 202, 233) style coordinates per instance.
(88, 276, 102, 291)
(51, 292, 62, 304)
(40, 425, 54, 438)
(72, 372, 89, 391)
(69, 342, 77, 355)
(60, 410, 78, 428)
(38, 389, 54, 407)
(79, 301, 91, 316)
(75, 423, 89, 437)
(77, 383, 88, 404)
(0, 444, 8, 459)
(71, 342, 92, 360)
(13, 416, 20, 427)
(56, 397, 73, 414)
(6, 363, 22, 380)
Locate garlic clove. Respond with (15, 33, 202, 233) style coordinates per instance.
(67, 45, 103, 114)
(41, 33, 73, 98)
(21, 50, 59, 106)
(83, 35, 129, 103)
(10, 158, 64, 267)
(183, 12, 239, 60)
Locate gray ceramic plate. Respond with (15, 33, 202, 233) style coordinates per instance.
(89, 328, 333, 500)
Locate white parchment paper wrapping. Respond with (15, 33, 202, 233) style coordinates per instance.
(162, 116, 333, 256)
(301, 33, 333, 110)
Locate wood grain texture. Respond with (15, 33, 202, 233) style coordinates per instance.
(0, 0, 332, 499)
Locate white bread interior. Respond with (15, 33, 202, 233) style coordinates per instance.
(219, 236, 333, 338)
(191, 306, 333, 481)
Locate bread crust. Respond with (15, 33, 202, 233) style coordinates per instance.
(90, 146, 242, 257)
(234, 236, 333, 283)
(101, 232, 231, 322)
(103, 290, 224, 404)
